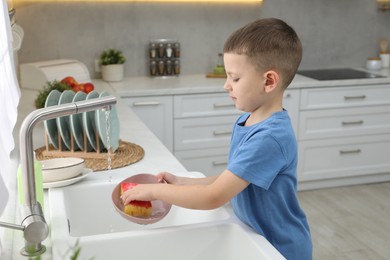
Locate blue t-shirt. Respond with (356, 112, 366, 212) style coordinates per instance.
(228, 111, 312, 260)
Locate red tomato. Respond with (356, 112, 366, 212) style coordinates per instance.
(83, 82, 95, 93)
(77, 83, 85, 92)
(60, 76, 78, 88)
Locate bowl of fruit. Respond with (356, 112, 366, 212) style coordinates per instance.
(34, 76, 95, 109)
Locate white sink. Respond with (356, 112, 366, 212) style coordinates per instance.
(52, 223, 284, 260)
(48, 179, 230, 237)
(47, 179, 284, 260)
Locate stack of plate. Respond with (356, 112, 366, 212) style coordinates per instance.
(43, 90, 120, 152)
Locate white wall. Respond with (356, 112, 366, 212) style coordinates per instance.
(14, 0, 390, 78)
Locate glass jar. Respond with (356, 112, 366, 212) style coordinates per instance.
(174, 59, 180, 75)
(149, 43, 157, 59)
(166, 60, 173, 75)
(158, 43, 165, 58)
(150, 60, 157, 76)
(174, 42, 180, 58)
(166, 43, 173, 58)
(158, 60, 165, 75)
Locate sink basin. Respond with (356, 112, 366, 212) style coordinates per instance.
(51, 223, 284, 260)
(48, 179, 230, 237)
(48, 178, 284, 260)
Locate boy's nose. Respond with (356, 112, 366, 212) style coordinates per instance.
(223, 80, 231, 92)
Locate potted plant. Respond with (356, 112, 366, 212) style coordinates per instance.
(99, 48, 126, 82)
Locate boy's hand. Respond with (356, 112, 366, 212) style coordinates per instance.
(120, 184, 155, 205)
(157, 171, 179, 184)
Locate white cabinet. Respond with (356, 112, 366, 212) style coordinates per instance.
(120, 81, 390, 190)
(300, 84, 390, 110)
(173, 90, 300, 176)
(175, 147, 230, 177)
(173, 93, 241, 176)
(297, 84, 390, 188)
(122, 96, 173, 151)
(174, 115, 238, 151)
(121, 91, 300, 177)
(298, 134, 390, 181)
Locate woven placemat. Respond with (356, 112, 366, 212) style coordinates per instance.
(35, 140, 145, 172)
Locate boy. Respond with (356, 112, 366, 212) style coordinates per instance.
(122, 18, 312, 259)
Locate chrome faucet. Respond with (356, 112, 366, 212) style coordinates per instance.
(0, 95, 117, 256)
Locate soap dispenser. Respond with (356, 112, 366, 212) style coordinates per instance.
(17, 152, 44, 208)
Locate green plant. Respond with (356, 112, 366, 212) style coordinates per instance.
(34, 80, 71, 109)
(99, 48, 126, 65)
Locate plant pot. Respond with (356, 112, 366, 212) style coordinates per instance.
(101, 64, 124, 82)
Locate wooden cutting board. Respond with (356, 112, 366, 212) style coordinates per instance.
(206, 73, 227, 78)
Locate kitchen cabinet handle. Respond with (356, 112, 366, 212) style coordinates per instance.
(213, 103, 235, 108)
(339, 149, 361, 155)
(213, 130, 232, 136)
(341, 120, 364, 126)
(344, 95, 366, 100)
(284, 93, 291, 98)
(133, 101, 161, 106)
(212, 160, 228, 166)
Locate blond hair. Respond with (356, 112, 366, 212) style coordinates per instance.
(223, 18, 302, 89)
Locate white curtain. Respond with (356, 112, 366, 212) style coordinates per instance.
(0, 0, 21, 215)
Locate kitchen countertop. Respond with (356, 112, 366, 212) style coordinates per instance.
(107, 68, 390, 97)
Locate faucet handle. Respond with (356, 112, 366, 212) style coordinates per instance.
(20, 203, 49, 256)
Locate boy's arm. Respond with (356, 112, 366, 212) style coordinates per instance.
(122, 169, 249, 210)
(157, 171, 219, 185)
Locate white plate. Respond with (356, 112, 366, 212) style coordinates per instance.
(44, 90, 65, 149)
(70, 91, 93, 151)
(56, 90, 75, 150)
(95, 91, 120, 151)
(43, 168, 92, 189)
(82, 91, 104, 151)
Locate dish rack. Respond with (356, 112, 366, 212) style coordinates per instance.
(41, 129, 116, 160)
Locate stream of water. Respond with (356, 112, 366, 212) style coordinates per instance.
(105, 109, 112, 183)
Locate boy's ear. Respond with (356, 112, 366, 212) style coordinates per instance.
(263, 70, 279, 93)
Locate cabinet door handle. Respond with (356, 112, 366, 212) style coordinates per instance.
(213, 103, 235, 108)
(213, 130, 232, 136)
(339, 149, 361, 154)
(342, 120, 364, 126)
(344, 95, 366, 100)
(133, 101, 161, 106)
(212, 160, 228, 166)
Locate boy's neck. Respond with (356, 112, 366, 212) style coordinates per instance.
(244, 95, 283, 127)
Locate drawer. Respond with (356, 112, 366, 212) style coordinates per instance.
(123, 96, 174, 151)
(298, 134, 390, 181)
(174, 93, 240, 118)
(174, 115, 236, 150)
(299, 105, 390, 140)
(300, 84, 390, 110)
(175, 148, 229, 177)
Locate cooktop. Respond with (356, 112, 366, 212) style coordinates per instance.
(297, 68, 384, 81)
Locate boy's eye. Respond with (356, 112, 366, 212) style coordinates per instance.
(233, 78, 240, 82)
